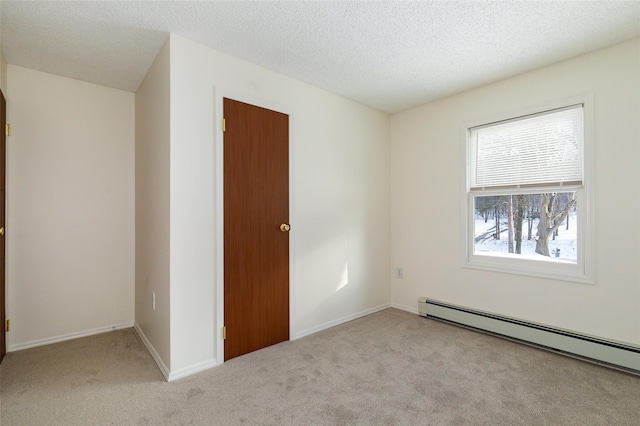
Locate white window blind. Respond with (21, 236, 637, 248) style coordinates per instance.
(470, 105, 583, 190)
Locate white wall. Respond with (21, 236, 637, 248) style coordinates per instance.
(135, 40, 171, 371)
(390, 38, 640, 344)
(164, 34, 390, 375)
(6, 66, 135, 350)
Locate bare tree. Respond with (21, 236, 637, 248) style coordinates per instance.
(526, 195, 540, 241)
(475, 196, 496, 223)
(535, 193, 576, 257)
(514, 194, 525, 254)
(507, 195, 514, 253)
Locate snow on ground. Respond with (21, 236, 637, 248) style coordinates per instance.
(474, 213, 577, 262)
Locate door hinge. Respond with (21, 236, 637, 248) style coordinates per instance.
(222, 326, 227, 340)
(5, 319, 9, 332)
(222, 118, 226, 132)
(5, 123, 10, 137)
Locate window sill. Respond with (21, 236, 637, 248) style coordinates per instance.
(463, 256, 594, 284)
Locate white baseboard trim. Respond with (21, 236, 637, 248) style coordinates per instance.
(391, 302, 419, 315)
(166, 358, 219, 382)
(133, 323, 170, 381)
(133, 323, 219, 382)
(8, 321, 135, 352)
(295, 303, 391, 340)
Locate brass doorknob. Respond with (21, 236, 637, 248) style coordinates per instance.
(279, 223, 291, 232)
(0, 227, 4, 236)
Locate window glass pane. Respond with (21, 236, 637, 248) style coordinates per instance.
(473, 192, 577, 263)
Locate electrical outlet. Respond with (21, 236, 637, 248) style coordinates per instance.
(395, 267, 404, 279)
(152, 292, 156, 310)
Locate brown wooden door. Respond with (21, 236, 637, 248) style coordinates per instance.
(0, 90, 6, 363)
(223, 98, 289, 361)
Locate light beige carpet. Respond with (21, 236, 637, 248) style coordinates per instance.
(1, 308, 639, 425)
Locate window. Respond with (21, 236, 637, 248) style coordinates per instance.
(464, 98, 593, 282)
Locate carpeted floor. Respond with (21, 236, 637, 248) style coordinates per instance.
(1, 308, 639, 425)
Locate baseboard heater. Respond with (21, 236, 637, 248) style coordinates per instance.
(418, 297, 640, 375)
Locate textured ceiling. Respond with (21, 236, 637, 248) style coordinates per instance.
(1, 1, 639, 113)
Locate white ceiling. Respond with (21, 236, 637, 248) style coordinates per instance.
(1, 1, 639, 113)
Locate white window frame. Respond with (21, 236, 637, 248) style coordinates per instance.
(462, 95, 594, 283)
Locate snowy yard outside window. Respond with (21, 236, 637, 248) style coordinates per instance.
(473, 193, 577, 263)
